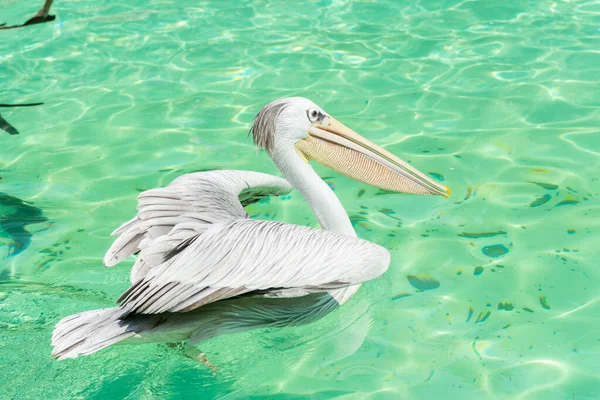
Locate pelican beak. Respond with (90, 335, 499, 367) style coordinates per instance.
(295, 116, 450, 197)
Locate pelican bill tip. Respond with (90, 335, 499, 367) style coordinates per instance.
(443, 185, 451, 198)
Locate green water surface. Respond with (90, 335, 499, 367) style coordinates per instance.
(1, 0, 600, 398)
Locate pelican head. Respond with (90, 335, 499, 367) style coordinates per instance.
(251, 97, 450, 197)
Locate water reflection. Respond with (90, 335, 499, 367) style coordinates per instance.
(0, 193, 48, 257)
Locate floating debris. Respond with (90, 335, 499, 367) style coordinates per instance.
(375, 189, 396, 196)
(454, 186, 475, 204)
(475, 311, 491, 323)
(189, 167, 223, 173)
(555, 196, 579, 207)
(464, 186, 473, 200)
(324, 181, 335, 191)
(36, 235, 72, 271)
(482, 244, 509, 258)
(474, 266, 484, 276)
(428, 172, 445, 182)
(523, 307, 534, 313)
(406, 274, 440, 291)
(539, 295, 551, 310)
(349, 214, 368, 225)
(466, 307, 474, 322)
(357, 222, 372, 232)
(423, 370, 435, 383)
(494, 142, 512, 154)
(391, 292, 412, 301)
(459, 230, 507, 239)
(498, 302, 514, 311)
(528, 181, 559, 190)
(378, 208, 398, 218)
(472, 341, 482, 359)
(529, 194, 552, 207)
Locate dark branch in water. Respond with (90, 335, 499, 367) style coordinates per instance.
(0, 103, 44, 135)
(1, 0, 55, 30)
(0, 103, 44, 108)
(0, 115, 19, 135)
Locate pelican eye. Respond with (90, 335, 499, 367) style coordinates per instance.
(307, 108, 321, 123)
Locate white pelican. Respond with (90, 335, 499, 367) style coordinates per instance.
(51, 97, 449, 360)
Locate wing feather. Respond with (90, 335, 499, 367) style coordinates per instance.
(117, 219, 390, 317)
(103, 170, 292, 276)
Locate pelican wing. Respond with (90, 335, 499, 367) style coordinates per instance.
(117, 218, 390, 316)
(103, 170, 292, 282)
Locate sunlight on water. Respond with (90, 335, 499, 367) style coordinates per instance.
(1, 0, 599, 398)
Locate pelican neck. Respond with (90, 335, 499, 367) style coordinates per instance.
(270, 146, 356, 237)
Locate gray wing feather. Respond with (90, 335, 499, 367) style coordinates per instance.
(103, 170, 292, 277)
(117, 219, 390, 316)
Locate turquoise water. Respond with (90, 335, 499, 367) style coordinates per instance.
(1, 0, 600, 398)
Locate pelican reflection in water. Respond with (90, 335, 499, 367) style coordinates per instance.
(51, 97, 449, 360)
